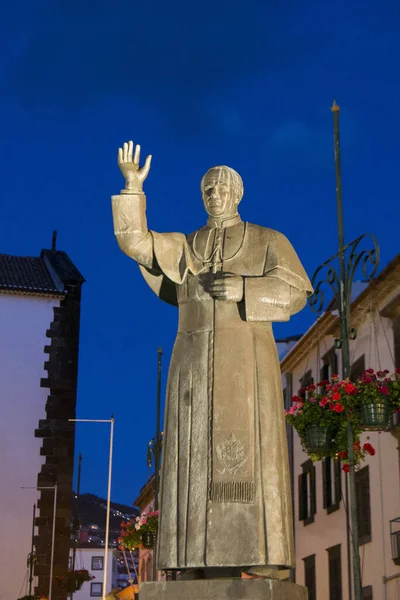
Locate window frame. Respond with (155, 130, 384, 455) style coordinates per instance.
(303, 554, 316, 600)
(299, 370, 314, 399)
(298, 459, 316, 525)
(322, 456, 341, 514)
(327, 544, 342, 600)
(91, 556, 104, 571)
(90, 582, 103, 597)
(355, 465, 372, 545)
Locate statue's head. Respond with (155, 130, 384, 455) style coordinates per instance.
(201, 166, 244, 218)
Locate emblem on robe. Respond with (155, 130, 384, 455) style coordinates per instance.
(216, 433, 248, 475)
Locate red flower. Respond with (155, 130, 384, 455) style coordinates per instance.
(332, 374, 339, 380)
(292, 395, 300, 403)
(363, 443, 376, 456)
(339, 450, 347, 459)
(353, 441, 361, 451)
(345, 382, 357, 395)
(307, 384, 316, 391)
(319, 397, 329, 407)
(379, 385, 390, 396)
(342, 463, 350, 473)
(333, 403, 344, 413)
(332, 392, 341, 401)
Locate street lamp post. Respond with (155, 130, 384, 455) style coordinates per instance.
(147, 348, 163, 581)
(22, 484, 58, 600)
(69, 417, 114, 600)
(309, 102, 380, 600)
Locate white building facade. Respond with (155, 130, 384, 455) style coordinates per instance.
(0, 245, 84, 600)
(281, 255, 400, 600)
(69, 548, 118, 600)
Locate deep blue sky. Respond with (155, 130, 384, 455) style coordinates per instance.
(1, 0, 399, 505)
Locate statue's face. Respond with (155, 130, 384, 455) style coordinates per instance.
(201, 169, 236, 217)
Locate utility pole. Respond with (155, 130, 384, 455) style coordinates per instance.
(71, 453, 82, 600)
(310, 101, 380, 600)
(28, 503, 36, 596)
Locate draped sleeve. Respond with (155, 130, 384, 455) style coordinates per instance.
(244, 229, 313, 322)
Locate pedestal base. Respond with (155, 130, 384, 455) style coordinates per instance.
(139, 579, 308, 600)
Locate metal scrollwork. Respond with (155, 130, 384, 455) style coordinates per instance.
(309, 233, 380, 317)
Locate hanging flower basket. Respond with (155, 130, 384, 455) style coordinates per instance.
(360, 398, 391, 430)
(353, 370, 400, 431)
(305, 425, 333, 454)
(119, 510, 159, 551)
(142, 531, 157, 549)
(55, 570, 94, 593)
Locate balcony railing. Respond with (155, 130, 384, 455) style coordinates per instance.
(390, 517, 400, 565)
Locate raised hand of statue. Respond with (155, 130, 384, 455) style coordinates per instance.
(208, 273, 244, 302)
(118, 141, 152, 194)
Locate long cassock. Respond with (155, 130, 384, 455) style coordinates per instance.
(112, 192, 313, 572)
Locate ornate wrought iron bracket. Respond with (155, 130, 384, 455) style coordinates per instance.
(309, 233, 380, 342)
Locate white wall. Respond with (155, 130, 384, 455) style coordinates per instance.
(285, 302, 400, 599)
(0, 294, 59, 600)
(72, 548, 117, 600)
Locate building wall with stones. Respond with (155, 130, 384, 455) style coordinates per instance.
(0, 241, 84, 600)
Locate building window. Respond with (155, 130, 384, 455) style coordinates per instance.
(303, 554, 316, 600)
(327, 544, 342, 600)
(298, 459, 316, 525)
(362, 585, 373, 599)
(92, 556, 104, 570)
(299, 370, 314, 398)
(355, 466, 372, 545)
(350, 355, 365, 382)
(91, 582, 103, 597)
(320, 347, 338, 384)
(322, 457, 341, 513)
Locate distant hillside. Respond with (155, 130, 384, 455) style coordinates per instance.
(72, 493, 139, 545)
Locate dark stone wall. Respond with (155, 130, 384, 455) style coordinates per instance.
(34, 279, 83, 600)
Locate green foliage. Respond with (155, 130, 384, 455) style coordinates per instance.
(119, 511, 159, 550)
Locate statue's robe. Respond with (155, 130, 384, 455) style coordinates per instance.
(112, 196, 312, 572)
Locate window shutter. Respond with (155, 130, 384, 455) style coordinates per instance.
(356, 466, 372, 544)
(322, 458, 328, 509)
(310, 464, 316, 516)
(298, 473, 306, 520)
(334, 458, 341, 505)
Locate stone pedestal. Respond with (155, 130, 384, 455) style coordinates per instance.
(139, 579, 308, 600)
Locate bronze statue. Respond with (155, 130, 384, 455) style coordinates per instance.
(112, 141, 313, 579)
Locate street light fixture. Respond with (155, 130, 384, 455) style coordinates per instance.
(69, 417, 114, 600)
(309, 101, 380, 600)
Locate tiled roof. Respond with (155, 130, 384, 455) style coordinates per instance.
(0, 254, 64, 295)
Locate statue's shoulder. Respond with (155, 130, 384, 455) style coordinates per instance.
(246, 222, 288, 243)
(186, 226, 208, 244)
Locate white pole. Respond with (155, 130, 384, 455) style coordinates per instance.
(103, 416, 114, 600)
(48, 484, 58, 600)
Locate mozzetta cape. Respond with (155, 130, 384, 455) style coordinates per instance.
(112, 194, 313, 572)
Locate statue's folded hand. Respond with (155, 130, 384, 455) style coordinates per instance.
(209, 273, 244, 302)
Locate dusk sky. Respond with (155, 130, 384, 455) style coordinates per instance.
(1, 0, 399, 505)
